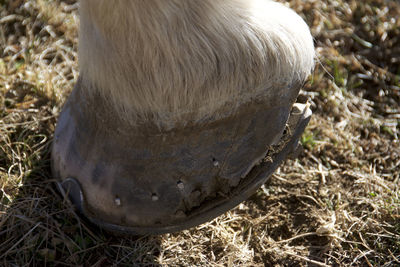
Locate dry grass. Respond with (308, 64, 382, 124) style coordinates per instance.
(0, 0, 399, 266)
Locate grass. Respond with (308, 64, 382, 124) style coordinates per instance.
(1, 0, 399, 266)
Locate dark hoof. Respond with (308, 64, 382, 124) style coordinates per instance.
(52, 83, 311, 235)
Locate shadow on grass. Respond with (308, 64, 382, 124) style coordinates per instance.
(0, 88, 163, 266)
(247, 178, 334, 266)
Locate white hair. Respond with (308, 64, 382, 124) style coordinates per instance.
(78, 0, 315, 129)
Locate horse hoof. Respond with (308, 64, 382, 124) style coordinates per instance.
(51, 80, 311, 235)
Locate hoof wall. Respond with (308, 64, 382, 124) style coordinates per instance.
(52, 86, 312, 235)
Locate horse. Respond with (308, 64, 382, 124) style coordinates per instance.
(52, 0, 315, 234)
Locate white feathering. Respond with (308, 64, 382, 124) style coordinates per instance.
(78, 0, 315, 128)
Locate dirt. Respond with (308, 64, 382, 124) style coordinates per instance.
(0, 0, 399, 266)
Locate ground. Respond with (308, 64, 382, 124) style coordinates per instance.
(0, 0, 399, 266)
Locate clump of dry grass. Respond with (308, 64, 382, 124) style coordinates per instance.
(0, 0, 399, 266)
